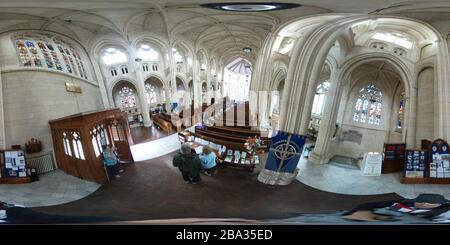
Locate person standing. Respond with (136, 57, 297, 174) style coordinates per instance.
(173, 143, 202, 184)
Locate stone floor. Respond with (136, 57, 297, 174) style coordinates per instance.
(296, 156, 450, 199)
(130, 132, 181, 161)
(0, 170, 100, 207)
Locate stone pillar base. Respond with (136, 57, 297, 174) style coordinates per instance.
(144, 120, 153, 127)
(308, 151, 329, 165)
(257, 168, 298, 186)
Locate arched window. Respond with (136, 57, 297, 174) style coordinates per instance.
(152, 64, 158, 71)
(145, 83, 158, 104)
(110, 67, 118, 76)
(121, 65, 128, 74)
(396, 90, 406, 131)
(173, 48, 183, 63)
(143, 63, 149, 72)
(137, 44, 159, 61)
(102, 47, 127, 65)
(118, 86, 137, 108)
(15, 35, 87, 79)
(311, 81, 330, 115)
(353, 84, 382, 125)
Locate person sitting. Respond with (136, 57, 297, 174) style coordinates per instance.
(173, 143, 202, 184)
(199, 146, 218, 176)
(102, 144, 123, 178)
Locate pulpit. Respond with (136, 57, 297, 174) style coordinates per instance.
(49, 108, 134, 184)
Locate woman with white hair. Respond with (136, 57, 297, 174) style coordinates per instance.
(172, 143, 202, 184)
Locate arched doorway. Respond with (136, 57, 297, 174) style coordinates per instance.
(223, 58, 252, 102)
(112, 81, 142, 126)
(144, 76, 166, 114)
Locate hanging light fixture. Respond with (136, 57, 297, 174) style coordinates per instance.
(201, 2, 301, 12)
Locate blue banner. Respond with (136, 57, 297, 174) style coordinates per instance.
(264, 131, 307, 173)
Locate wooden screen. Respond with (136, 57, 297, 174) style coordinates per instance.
(49, 108, 134, 184)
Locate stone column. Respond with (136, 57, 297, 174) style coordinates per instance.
(206, 67, 212, 105)
(168, 48, 178, 101)
(298, 79, 319, 135)
(309, 69, 341, 164)
(0, 69, 6, 148)
(192, 57, 201, 123)
(405, 85, 417, 148)
(133, 60, 152, 127)
(88, 52, 110, 108)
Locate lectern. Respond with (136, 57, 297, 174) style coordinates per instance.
(49, 108, 134, 184)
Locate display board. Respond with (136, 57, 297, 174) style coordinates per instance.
(382, 143, 406, 173)
(362, 152, 383, 176)
(430, 139, 450, 179)
(404, 150, 427, 178)
(3, 150, 27, 178)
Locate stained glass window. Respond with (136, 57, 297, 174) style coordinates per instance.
(145, 83, 158, 104)
(14, 35, 87, 79)
(353, 84, 382, 125)
(118, 86, 137, 108)
(46, 41, 63, 71)
(26, 40, 42, 67)
(37, 40, 54, 69)
(16, 39, 32, 67)
(312, 81, 330, 115)
(396, 90, 406, 131)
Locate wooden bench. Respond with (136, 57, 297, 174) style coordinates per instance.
(153, 115, 174, 134)
(205, 125, 267, 138)
(194, 126, 270, 151)
(197, 126, 270, 146)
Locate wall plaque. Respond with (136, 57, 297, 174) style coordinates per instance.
(65, 82, 82, 93)
(343, 130, 363, 144)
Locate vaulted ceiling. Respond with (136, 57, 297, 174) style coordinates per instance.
(0, 0, 449, 64)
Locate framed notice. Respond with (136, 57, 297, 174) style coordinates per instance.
(3, 150, 27, 178)
(363, 152, 383, 176)
(404, 150, 427, 178)
(429, 139, 450, 179)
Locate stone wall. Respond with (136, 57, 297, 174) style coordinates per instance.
(2, 70, 102, 150)
(416, 67, 435, 146)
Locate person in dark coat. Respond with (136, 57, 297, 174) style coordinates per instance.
(173, 143, 202, 184)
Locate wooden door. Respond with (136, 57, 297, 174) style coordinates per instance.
(108, 119, 134, 162)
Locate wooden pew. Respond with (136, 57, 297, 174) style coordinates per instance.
(205, 125, 267, 138)
(194, 126, 270, 151)
(152, 115, 174, 135)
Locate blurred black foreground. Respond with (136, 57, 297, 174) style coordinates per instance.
(1, 194, 450, 224)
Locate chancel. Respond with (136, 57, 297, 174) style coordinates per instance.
(1, 0, 450, 226)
